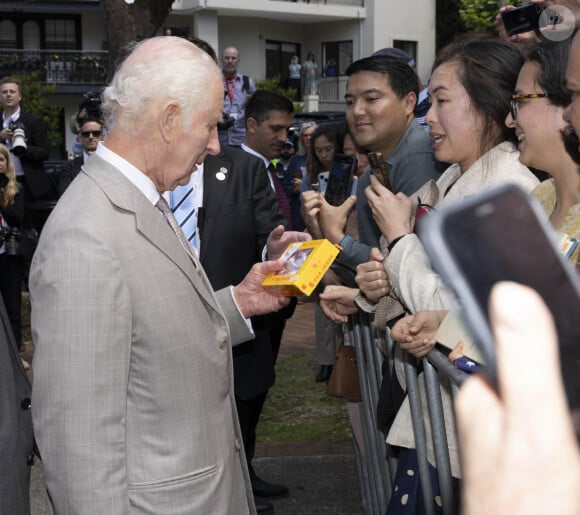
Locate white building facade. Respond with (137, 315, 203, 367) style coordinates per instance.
(0, 0, 435, 156)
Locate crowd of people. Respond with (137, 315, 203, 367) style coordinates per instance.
(1, 1, 580, 513)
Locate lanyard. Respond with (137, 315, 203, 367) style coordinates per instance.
(224, 74, 237, 105)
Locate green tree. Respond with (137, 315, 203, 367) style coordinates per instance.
(459, 0, 523, 34)
(459, 0, 500, 33)
(12, 72, 61, 148)
(255, 77, 303, 113)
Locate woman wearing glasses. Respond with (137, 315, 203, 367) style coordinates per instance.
(58, 118, 105, 197)
(506, 39, 580, 262)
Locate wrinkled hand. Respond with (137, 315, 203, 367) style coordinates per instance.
(233, 260, 290, 317)
(318, 194, 357, 244)
(266, 225, 312, 261)
(365, 175, 413, 243)
(456, 283, 580, 515)
(355, 247, 389, 304)
(391, 309, 447, 358)
(301, 190, 324, 239)
(318, 285, 359, 323)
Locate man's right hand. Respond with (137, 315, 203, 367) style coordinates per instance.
(233, 260, 290, 317)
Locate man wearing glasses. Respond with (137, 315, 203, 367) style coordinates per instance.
(58, 118, 104, 196)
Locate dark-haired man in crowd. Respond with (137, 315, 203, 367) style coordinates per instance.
(239, 89, 296, 512)
(58, 118, 104, 196)
(302, 55, 440, 286)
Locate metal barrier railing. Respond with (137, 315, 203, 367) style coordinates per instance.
(343, 312, 469, 515)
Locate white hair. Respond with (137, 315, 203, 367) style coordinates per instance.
(101, 36, 221, 135)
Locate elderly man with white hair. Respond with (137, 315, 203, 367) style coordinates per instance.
(30, 36, 293, 515)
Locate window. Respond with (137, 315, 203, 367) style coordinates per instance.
(45, 19, 76, 50)
(393, 40, 418, 68)
(0, 20, 17, 49)
(0, 15, 80, 51)
(265, 40, 301, 83)
(22, 21, 41, 50)
(321, 40, 353, 76)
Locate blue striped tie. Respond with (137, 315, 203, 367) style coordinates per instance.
(170, 185, 199, 250)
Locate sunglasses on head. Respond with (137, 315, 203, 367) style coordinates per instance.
(81, 130, 102, 138)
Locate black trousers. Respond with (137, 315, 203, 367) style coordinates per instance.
(0, 254, 22, 349)
(235, 390, 268, 475)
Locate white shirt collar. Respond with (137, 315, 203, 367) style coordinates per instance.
(95, 142, 160, 206)
(2, 107, 20, 127)
(241, 143, 270, 169)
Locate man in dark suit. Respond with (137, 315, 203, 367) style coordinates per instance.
(169, 144, 307, 513)
(0, 294, 35, 515)
(58, 117, 104, 196)
(0, 76, 51, 228)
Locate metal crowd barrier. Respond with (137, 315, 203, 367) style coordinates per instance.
(344, 311, 470, 515)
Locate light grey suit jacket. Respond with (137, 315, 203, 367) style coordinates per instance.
(30, 155, 257, 515)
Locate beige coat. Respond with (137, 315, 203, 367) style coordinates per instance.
(385, 142, 539, 477)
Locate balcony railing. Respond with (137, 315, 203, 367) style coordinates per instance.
(0, 50, 109, 85)
(273, 0, 364, 5)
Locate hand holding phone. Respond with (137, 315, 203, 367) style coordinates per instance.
(324, 153, 357, 206)
(501, 4, 544, 36)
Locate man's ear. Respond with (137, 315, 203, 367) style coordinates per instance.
(404, 91, 418, 117)
(246, 116, 258, 135)
(158, 102, 180, 144)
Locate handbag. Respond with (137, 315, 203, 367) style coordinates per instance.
(325, 345, 361, 402)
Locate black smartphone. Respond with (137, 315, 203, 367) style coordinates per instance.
(501, 4, 544, 36)
(419, 184, 580, 409)
(324, 153, 357, 206)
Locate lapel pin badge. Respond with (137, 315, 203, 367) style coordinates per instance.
(216, 167, 228, 181)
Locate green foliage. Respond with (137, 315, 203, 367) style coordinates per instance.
(255, 76, 304, 114)
(257, 350, 351, 443)
(459, 0, 524, 33)
(12, 72, 62, 148)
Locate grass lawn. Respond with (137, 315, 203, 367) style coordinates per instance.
(257, 350, 351, 443)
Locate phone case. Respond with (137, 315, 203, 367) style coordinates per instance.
(368, 152, 392, 191)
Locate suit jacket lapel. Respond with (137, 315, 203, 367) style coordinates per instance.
(200, 152, 234, 263)
(83, 156, 222, 316)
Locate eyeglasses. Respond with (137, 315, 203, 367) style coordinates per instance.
(81, 130, 102, 138)
(509, 93, 550, 119)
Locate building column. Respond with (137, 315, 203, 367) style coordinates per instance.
(192, 10, 219, 56)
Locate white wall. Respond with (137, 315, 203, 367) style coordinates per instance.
(371, 0, 436, 82)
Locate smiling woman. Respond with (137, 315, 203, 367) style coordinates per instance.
(506, 38, 580, 261)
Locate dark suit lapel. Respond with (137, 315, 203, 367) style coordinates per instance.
(200, 152, 234, 263)
(83, 156, 222, 316)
